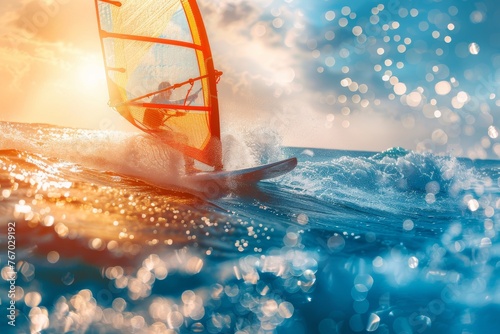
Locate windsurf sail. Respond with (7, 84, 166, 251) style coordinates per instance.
(95, 0, 223, 169)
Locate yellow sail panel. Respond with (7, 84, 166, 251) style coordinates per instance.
(95, 0, 222, 169)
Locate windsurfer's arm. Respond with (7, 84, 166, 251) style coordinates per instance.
(183, 89, 202, 106)
(169, 92, 199, 106)
(186, 91, 199, 103)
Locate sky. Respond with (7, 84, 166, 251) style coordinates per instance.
(0, 0, 499, 159)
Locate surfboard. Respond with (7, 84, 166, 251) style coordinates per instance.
(182, 157, 297, 190)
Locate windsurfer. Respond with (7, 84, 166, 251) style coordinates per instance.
(144, 81, 201, 174)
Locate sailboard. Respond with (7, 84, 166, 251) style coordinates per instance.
(182, 157, 297, 189)
(95, 0, 296, 183)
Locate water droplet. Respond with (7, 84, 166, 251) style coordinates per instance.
(435, 81, 451, 95)
(408, 256, 419, 268)
(469, 43, 480, 55)
(327, 235, 345, 252)
(366, 313, 380, 332)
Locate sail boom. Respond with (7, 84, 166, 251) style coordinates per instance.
(99, 30, 203, 51)
(128, 103, 210, 111)
(114, 72, 219, 106)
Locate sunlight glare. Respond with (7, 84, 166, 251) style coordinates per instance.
(77, 56, 106, 89)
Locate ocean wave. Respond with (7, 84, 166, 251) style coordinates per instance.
(284, 147, 476, 197)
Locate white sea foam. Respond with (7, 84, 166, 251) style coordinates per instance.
(0, 122, 184, 186)
(0, 121, 285, 189)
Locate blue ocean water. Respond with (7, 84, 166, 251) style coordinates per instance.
(0, 122, 499, 333)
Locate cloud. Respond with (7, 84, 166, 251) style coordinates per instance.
(0, 0, 115, 130)
(201, 0, 500, 159)
(0, 0, 88, 90)
(201, 0, 266, 28)
(1, 0, 498, 159)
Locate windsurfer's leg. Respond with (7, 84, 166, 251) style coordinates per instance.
(214, 162, 223, 172)
(185, 156, 201, 174)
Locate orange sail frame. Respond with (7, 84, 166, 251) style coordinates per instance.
(95, 0, 223, 169)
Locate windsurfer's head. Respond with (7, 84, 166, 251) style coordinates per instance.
(157, 81, 172, 100)
(158, 81, 171, 90)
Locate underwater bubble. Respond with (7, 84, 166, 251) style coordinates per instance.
(354, 274, 374, 290)
(89, 238, 104, 250)
(372, 256, 384, 268)
(186, 257, 204, 274)
(488, 126, 499, 139)
(15, 287, 25, 301)
(394, 82, 407, 95)
(470, 10, 485, 23)
(365, 232, 376, 242)
(351, 285, 368, 301)
(352, 26, 363, 36)
(54, 223, 69, 238)
(341, 6, 351, 16)
(112, 297, 127, 312)
(467, 199, 480, 211)
(415, 315, 432, 328)
(262, 299, 279, 317)
(366, 313, 380, 332)
(325, 10, 335, 21)
(480, 237, 492, 248)
(1, 189, 11, 198)
(278, 301, 294, 318)
(42, 215, 54, 226)
(403, 219, 414, 231)
(300, 269, 316, 291)
(191, 322, 205, 332)
(408, 256, 419, 269)
(25, 291, 42, 307)
(15, 200, 31, 216)
(47, 251, 60, 264)
(61, 272, 74, 286)
(431, 129, 448, 145)
(131, 315, 145, 330)
(325, 30, 335, 41)
(284, 232, 300, 247)
(29, 307, 49, 332)
(456, 91, 469, 103)
(435, 81, 451, 95)
(166, 310, 184, 328)
(406, 91, 422, 107)
(419, 21, 429, 31)
(327, 235, 345, 252)
(469, 43, 480, 55)
(426, 181, 441, 194)
(425, 193, 436, 204)
(20, 262, 35, 281)
(449, 6, 458, 16)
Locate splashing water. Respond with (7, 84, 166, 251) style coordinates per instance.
(0, 122, 499, 333)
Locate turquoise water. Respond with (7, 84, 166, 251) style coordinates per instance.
(0, 122, 499, 333)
